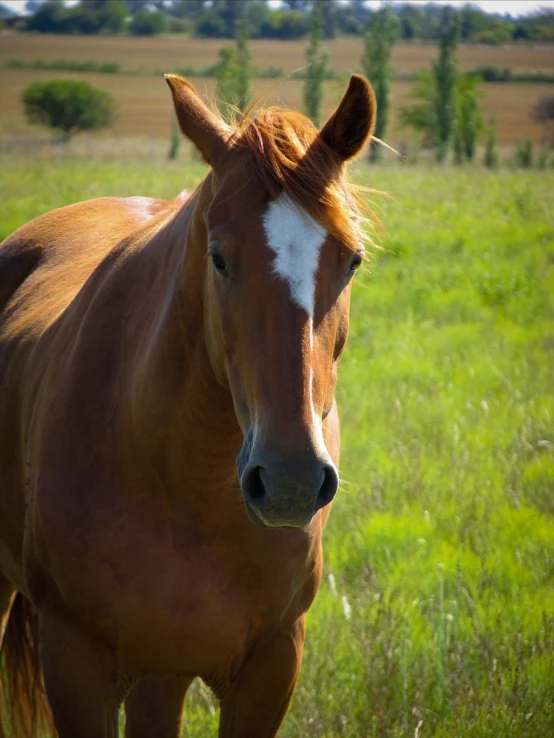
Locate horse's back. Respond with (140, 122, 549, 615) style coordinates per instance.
(0, 195, 173, 338)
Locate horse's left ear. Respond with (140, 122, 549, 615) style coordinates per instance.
(165, 74, 230, 169)
(319, 74, 376, 162)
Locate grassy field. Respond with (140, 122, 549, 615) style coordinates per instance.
(0, 153, 553, 737)
(0, 33, 553, 148)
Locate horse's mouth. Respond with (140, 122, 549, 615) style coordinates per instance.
(243, 499, 313, 530)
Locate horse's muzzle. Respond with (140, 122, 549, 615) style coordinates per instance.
(239, 452, 338, 529)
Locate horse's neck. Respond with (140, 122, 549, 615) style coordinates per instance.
(123, 178, 242, 490)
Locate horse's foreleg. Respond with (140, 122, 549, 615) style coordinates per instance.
(218, 617, 305, 738)
(39, 609, 123, 738)
(125, 675, 192, 738)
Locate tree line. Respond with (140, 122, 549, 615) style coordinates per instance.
(6, 0, 554, 43)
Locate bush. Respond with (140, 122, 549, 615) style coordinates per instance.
(22, 80, 116, 141)
(256, 65, 285, 79)
(475, 65, 511, 82)
(169, 18, 192, 35)
(474, 25, 513, 44)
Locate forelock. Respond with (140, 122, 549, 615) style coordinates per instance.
(230, 107, 374, 253)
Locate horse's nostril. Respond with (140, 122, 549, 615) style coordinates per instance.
(242, 465, 266, 503)
(315, 464, 338, 512)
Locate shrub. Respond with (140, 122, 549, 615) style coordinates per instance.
(169, 18, 192, 35)
(256, 65, 285, 79)
(22, 80, 116, 141)
(475, 65, 511, 82)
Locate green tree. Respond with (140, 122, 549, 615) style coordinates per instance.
(532, 94, 554, 149)
(453, 73, 483, 163)
(196, 11, 226, 38)
(168, 118, 181, 161)
(211, 0, 242, 38)
(214, 6, 252, 120)
(94, 0, 127, 34)
(215, 46, 239, 120)
(434, 7, 459, 162)
(483, 115, 499, 168)
(459, 4, 490, 40)
(25, 0, 127, 35)
(400, 69, 483, 164)
(171, 0, 205, 20)
(397, 69, 437, 149)
(261, 9, 308, 40)
(25, 0, 68, 33)
(235, 10, 252, 113)
(129, 8, 167, 36)
(23, 80, 116, 141)
(320, 0, 338, 39)
(514, 139, 534, 168)
(362, 4, 397, 161)
(304, 1, 328, 125)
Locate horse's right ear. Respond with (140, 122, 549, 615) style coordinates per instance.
(165, 75, 230, 169)
(319, 74, 376, 162)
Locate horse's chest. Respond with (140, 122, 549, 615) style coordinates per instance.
(33, 493, 318, 675)
(115, 537, 313, 675)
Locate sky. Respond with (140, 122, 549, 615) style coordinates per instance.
(2, 0, 553, 18)
(364, 0, 553, 14)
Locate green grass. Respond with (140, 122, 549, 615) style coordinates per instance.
(1, 155, 553, 737)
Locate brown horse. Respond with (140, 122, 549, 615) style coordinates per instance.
(0, 74, 375, 737)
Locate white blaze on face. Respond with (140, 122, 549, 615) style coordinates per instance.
(263, 193, 332, 460)
(263, 192, 327, 316)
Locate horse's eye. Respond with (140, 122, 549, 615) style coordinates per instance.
(349, 252, 363, 274)
(209, 242, 228, 277)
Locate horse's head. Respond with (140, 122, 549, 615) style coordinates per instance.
(166, 75, 376, 529)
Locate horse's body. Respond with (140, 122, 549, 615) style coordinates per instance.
(0, 75, 375, 737)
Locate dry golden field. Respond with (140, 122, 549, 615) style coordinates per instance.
(1, 33, 553, 150)
(2, 34, 553, 74)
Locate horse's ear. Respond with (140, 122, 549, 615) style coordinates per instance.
(165, 74, 230, 168)
(319, 74, 376, 162)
